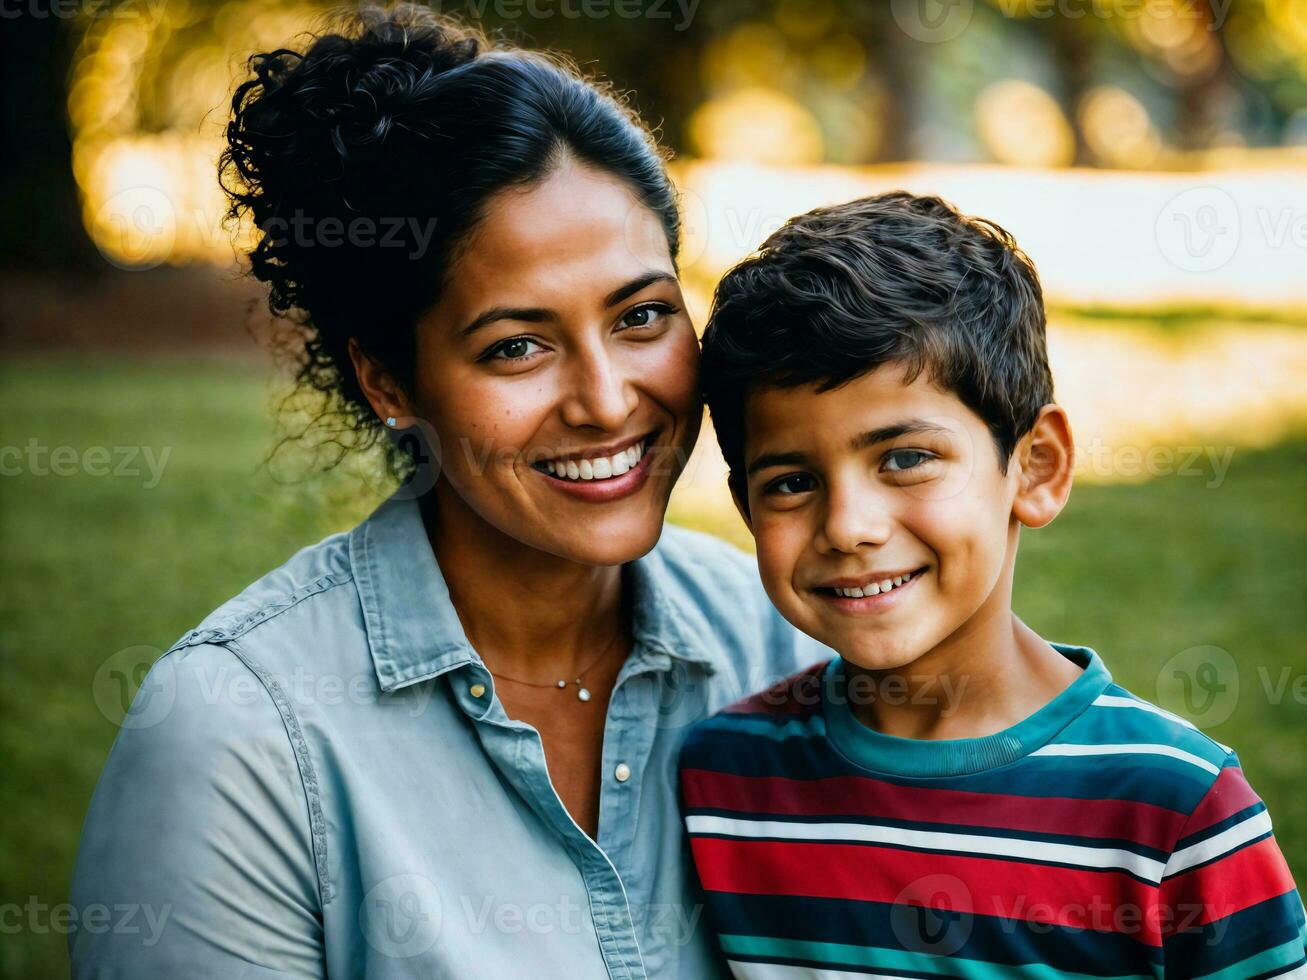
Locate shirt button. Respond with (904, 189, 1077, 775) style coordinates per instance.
(469, 683, 487, 698)
(614, 763, 631, 783)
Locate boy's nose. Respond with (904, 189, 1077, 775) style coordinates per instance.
(816, 485, 893, 554)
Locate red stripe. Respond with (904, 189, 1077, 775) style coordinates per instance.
(1181, 767, 1262, 838)
(682, 769, 1185, 851)
(691, 837, 1163, 945)
(1160, 836, 1298, 933)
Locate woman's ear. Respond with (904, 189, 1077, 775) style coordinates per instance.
(1011, 404, 1075, 529)
(348, 338, 411, 424)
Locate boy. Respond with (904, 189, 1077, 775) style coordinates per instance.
(679, 193, 1306, 978)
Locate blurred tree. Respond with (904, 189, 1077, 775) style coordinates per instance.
(0, 16, 99, 273)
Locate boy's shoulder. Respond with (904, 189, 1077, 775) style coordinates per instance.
(679, 658, 832, 768)
(1066, 676, 1236, 775)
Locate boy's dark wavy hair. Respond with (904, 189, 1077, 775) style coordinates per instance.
(701, 192, 1053, 509)
(219, 4, 679, 474)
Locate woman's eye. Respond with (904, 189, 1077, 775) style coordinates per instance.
(483, 336, 542, 362)
(766, 473, 816, 496)
(882, 449, 933, 472)
(619, 303, 676, 331)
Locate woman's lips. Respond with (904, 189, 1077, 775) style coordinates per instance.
(530, 431, 661, 503)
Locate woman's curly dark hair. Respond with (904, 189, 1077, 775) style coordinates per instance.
(220, 4, 680, 476)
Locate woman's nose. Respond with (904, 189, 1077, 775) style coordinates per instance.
(559, 345, 639, 432)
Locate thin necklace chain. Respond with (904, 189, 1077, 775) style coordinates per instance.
(486, 628, 625, 690)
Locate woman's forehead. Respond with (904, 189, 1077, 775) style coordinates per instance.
(440, 162, 676, 314)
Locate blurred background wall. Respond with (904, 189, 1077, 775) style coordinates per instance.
(1, 1, 1305, 975)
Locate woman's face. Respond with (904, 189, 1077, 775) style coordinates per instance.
(398, 159, 701, 566)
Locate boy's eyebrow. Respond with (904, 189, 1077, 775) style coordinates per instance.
(746, 450, 808, 478)
(745, 419, 953, 478)
(851, 420, 953, 449)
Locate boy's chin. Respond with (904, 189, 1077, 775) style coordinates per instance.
(829, 633, 933, 674)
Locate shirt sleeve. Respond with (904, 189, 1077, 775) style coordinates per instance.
(69, 643, 326, 979)
(1158, 753, 1307, 979)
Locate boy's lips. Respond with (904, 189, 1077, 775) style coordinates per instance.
(811, 566, 928, 612)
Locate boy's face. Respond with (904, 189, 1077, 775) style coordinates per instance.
(739, 363, 1024, 672)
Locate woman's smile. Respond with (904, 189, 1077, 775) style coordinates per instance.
(529, 428, 661, 502)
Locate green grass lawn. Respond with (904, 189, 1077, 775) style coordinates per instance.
(3, 354, 1306, 978)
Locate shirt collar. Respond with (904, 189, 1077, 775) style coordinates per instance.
(350, 493, 725, 693)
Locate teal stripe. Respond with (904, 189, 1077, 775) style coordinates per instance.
(697, 712, 826, 742)
(1193, 936, 1307, 980)
(718, 934, 1152, 980)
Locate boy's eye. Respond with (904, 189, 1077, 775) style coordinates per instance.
(482, 336, 543, 362)
(882, 449, 934, 472)
(765, 473, 816, 496)
(619, 302, 676, 330)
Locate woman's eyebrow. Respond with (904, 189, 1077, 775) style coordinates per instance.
(459, 271, 676, 338)
(460, 306, 554, 338)
(603, 271, 676, 308)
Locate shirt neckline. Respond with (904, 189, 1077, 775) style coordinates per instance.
(821, 643, 1112, 778)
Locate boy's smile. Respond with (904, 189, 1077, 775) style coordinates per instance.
(739, 363, 1024, 675)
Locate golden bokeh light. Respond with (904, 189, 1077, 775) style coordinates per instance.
(974, 80, 1076, 168)
(689, 86, 825, 166)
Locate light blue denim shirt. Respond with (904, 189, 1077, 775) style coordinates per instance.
(69, 493, 829, 979)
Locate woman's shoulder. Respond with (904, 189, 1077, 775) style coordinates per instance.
(652, 520, 756, 574)
(175, 527, 357, 653)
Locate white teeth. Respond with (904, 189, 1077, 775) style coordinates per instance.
(542, 441, 646, 482)
(832, 570, 917, 598)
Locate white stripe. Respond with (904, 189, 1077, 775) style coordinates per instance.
(1032, 742, 1221, 775)
(686, 813, 1166, 882)
(1092, 695, 1233, 752)
(1166, 809, 1274, 876)
(1266, 964, 1307, 979)
(728, 962, 916, 980)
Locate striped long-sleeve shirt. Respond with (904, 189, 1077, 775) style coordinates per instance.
(679, 644, 1306, 979)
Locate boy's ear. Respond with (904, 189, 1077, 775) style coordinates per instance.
(1011, 404, 1074, 529)
(728, 474, 753, 533)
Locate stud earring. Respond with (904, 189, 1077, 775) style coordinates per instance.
(385, 416, 397, 428)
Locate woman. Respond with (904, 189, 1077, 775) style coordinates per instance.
(69, 7, 825, 978)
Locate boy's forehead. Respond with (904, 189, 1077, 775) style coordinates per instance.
(746, 365, 936, 431)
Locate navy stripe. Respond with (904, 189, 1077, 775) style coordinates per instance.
(708, 892, 1162, 975)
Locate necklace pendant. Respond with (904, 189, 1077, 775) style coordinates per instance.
(577, 686, 591, 702)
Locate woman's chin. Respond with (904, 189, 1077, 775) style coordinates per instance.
(538, 519, 665, 568)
